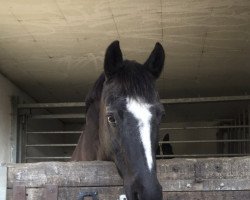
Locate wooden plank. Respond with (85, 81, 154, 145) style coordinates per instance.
(13, 185, 26, 200)
(7, 188, 250, 200)
(157, 157, 250, 191)
(7, 161, 123, 188)
(165, 191, 250, 200)
(7, 187, 124, 200)
(7, 157, 250, 191)
(0, 165, 7, 200)
(45, 185, 58, 200)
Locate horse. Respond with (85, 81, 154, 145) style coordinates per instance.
(156, 134, 174, 159)
(71, 40, 165, 200)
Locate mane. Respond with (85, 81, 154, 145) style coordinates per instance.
(85, 73, 105, 112)
(109, 60, 157, 102)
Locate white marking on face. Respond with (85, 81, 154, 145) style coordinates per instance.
(126, 98, 153, 171)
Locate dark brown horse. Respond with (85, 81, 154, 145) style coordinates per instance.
(72, 41, 165, 200)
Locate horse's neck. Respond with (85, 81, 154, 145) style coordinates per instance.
(84, 101, 101, 157)
(86, 100, 112, 161)
(86, 100, 100, 127)
(71, 101, 100, 161)
(72, 73, 106, 161)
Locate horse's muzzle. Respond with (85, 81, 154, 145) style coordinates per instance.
(138, 181, 163, 200)
(124, 175, 163, 200)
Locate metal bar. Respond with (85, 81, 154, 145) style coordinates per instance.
(45, 185, 58, 200)
(13, 185, 26, 200)
(18, 95, 250, 109)
(0, 166, 7, 200)
(156, 154, 250, 158)
(29, 113, 85, 119)
(247, 105, 250, 153)
(18, 102, 85, 109)
(26, 131, 82, 134)
(229, 120, 233, 154)
(233, 119, 237, 153)
(19, 115, 26, 163)
(161, 95, 250, 104)
(240, 113, 243, 153)
(26, 144, 77, 147)
(160, 125, 250, 131)
(243, 109, 247, 154)
(24, 115, 28, 163)
(159, 139, 250, 144)
(25, 156, 71, 160)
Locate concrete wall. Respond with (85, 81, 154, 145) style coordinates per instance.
(0, 73, 33, 163)
(0, 73, 65, 163)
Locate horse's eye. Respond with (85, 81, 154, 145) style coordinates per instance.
(107, 114, 116, 125)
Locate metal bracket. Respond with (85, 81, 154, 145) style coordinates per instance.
(78, 191, 99, 200)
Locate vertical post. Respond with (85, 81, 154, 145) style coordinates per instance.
(23, 115, 28, 163)
(228, 122, 231, 154)
(242, 110, 246, 154)
(233, 119, 237, 153)
(17, 112, 28, 163)
(216, 125, 222, 154)
(225, 128, 229, 154)
(238, 113, 242, 154)
(0, 165, 7, 200)
(11, 96, 19, 163)
(20, 115, 27, 163)
(247, 105, 250, 153)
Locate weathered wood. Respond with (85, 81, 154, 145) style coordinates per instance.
(7, 188, 250, 200)
(13, 185, 26, 200)
(7, 161, 123, 188)
(157, 157, 250, 191)
(7, 157, 250, 192)
(45, 185, 58, 200)
(5, 157, 250, 200)
(7, 187, 124, 200)
(165, 191, 250, 200)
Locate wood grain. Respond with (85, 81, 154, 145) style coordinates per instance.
(7, 157, 250, 191)
(7, 188, 250, 200)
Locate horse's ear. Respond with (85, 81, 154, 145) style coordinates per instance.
(104, 40, 123, 79)
(144, 42, 165, 79)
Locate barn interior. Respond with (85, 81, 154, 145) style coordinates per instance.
(0, 0, 250, 163)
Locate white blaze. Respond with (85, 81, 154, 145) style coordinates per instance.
(126, 98, 153, 171)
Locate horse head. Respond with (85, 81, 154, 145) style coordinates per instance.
(99, 41, 165, 200)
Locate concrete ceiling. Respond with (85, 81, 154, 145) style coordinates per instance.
(0, 0, 249, 102)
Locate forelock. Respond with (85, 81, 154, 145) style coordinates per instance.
(106, 60, 157, 103)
